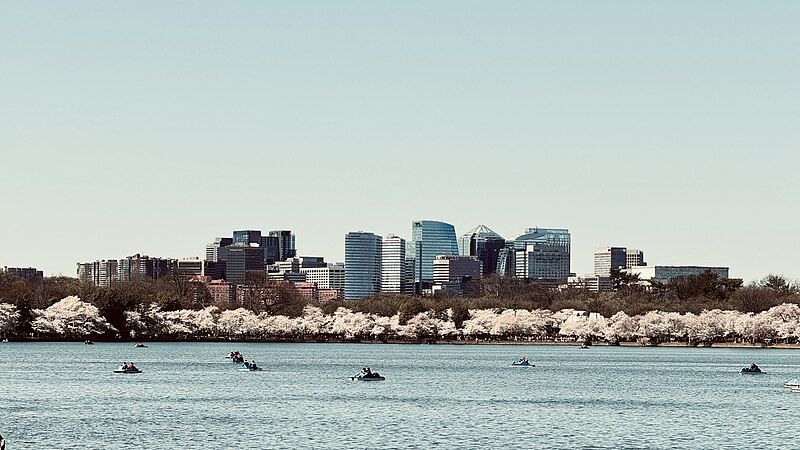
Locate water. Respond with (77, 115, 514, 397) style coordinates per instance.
(1, 342, 798, 449)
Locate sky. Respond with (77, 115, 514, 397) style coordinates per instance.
(1, 1, 798, 282)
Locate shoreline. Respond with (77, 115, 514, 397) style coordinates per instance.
(5, 338, 799, 349)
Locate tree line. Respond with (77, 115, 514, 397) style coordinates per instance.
(1, 269, 798, 341)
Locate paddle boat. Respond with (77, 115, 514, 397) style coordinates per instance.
(783, 380, 800, 389)
(741, 363, 763, 374)
(350, 368, 385, 381)
(511, 356, 534, 367)
(238, 360, 263, 372)
(113, 363, 142, 374)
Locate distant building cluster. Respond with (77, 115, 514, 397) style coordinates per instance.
(565, 246, 729, 292)
(77, 255, 174, 288)
(61, 219, 734, 303)
(343, 221, 574, 299)
(1, 266, 44, 284)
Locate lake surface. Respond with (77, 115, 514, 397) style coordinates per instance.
(1, 342, 799, 449)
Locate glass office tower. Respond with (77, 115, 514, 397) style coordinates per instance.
(411, 220, 458, 283)
(344, 231, 382, 300)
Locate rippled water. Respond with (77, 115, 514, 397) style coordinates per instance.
(1, 342, 799, 449)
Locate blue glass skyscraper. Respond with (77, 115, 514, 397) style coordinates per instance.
(344, 231, 382, 300)
(411, 220, 458, 283)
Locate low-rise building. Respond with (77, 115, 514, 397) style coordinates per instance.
(564, 275, 613, 292)
(432, 255, 482, 284)
(292, 281, 318, 301)
(177, 258, 205, 277)
(627, 265, 729, 282)
(205, 279, 237, 309)
(318, 289, 343, 302)
(2, 266, 44, 283)
(301, 263, 345, 291)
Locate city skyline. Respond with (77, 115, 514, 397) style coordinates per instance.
(2, 2, 799, 283)
(1, 218, 785, 283)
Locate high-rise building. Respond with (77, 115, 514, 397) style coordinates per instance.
(626, 249, 646, 269)
(344, 232, 382, 300)
(432, 255, 482, 284)
(514, 228, 571, 283)
(205, 237, 232, 262)
(269, 230, 296, 261)
(77, 260, 119, 287)
(260, 235, 280, 264)
(118, 254, 173, 282)
(403, 257, 415, 294)
(98, 259, 119, 288)
(411, 220, 458, 283)
(458, 225, 506, 276)
(233, 230, 262, 246)
(79, 254, 174, 287)
(593, 247, 628, 277)
(381, 235, 406, 294)
(77, 262, 97, 285)
(301, 263, 345, 291)
(496, 241, 516, 277)
(225, 244, 265, 284)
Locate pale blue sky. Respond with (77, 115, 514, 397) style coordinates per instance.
(1, 1, 798, 282)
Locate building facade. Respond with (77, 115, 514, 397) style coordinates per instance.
(514, 228, 571, 283)
(300, 263, 345, 291)
(205, 237, 233, 263)
(225, 245, 265, 284)
(432, 255, 482, 284)
(626, 249, 646, 268)
(458, 225, 505, 276)
(593, 247, 628, 277)
(411, 220, 458, 283)
(177, 258, 205, 277)
(381, 234, 406, 294)
(627, 265, 729, 282)
(2, 266, 44, 283)
(344, 232, 382, 300)
(269, 230, 296, 261)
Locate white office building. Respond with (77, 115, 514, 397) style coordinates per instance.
(381, 235, 407, 293)
(300, 263, 345, 291)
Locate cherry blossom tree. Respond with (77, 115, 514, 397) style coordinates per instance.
(0, 303, 19, 337)
(31, 296, 117, 338)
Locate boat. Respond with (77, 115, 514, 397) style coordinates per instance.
(741, 366, 763, 374)
(238, 364, 263, 372)
(783, 380, 800, 389)
(113, 365, 142, 374)
(511, 356, 534, 367)
(579, 344, 589, 349)
(84, 340, 94, 345)
(134, 343, 148, 348)
(350, 372, 385, 381)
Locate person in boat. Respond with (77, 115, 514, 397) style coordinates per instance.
(250, 360, 258, 370)
(750, 363, 760, 371)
